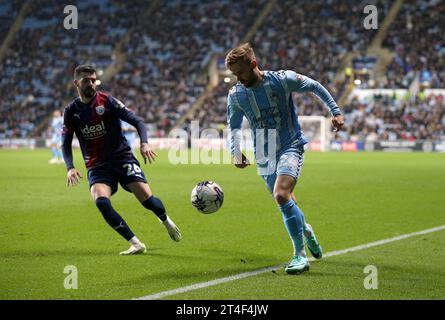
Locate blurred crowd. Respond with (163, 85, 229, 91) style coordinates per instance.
(0, 0, 444, 142)
(382, 0, 445, 88)
(0, 1, 22, 43)
(107, 0, 266, 137)
(338, 92, 445, 142)
(0, 0, 146, 139)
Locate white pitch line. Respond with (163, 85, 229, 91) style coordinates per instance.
(134, 225, 445, 300)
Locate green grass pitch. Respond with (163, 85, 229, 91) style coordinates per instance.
(0, 149, 444, 299)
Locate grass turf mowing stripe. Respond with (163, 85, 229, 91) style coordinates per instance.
(133, 225, 445, 300)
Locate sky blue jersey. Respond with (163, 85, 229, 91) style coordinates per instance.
(227, 70, 341, 168)
(51, 116, 64, 137)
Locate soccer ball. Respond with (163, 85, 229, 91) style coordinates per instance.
(191, 181, 224, 214)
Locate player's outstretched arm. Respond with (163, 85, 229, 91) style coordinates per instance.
(110, 96, 148, 142)
(109, 96, 155, 163)
(285, 71, 345, 132)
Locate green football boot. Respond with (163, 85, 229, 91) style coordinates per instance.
(284, 255, 310, 275)
(305, 224, 323, 259)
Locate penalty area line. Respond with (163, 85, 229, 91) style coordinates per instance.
(133, 225, 445, 300)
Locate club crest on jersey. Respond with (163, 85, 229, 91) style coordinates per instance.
(95, 105, 105, 115)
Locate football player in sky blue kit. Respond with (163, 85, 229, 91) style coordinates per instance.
(62, 65, 181, 255)
(226, 43, 344, 274)
(48, 110, 64, 164)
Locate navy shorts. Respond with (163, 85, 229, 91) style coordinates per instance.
(88, 158, 147, 195)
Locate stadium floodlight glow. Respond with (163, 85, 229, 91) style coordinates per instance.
(224, 77, 231, 83)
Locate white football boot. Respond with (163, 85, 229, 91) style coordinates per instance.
(119, 242, 147, 255)
(162, 216, 182, 242)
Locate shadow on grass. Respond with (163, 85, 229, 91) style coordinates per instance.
(0, 247, 165, 258)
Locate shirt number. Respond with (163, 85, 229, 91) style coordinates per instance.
(123, 163, 142, 176)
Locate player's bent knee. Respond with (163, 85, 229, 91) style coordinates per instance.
(90, 183, 112, 200)
(273, 190, 291, 205)
(95, 197, 112, 211)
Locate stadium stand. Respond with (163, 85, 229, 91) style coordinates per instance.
(339, 92, 445, 142)
(0, 0, 146, 139)
(0, 1, 23, 44)
(0, 0, 443, 143)
(107, 0, 268, 137)
(382, 0, 445, 88)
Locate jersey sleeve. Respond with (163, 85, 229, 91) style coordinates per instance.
(227, 92, 244, 160)
(284, 70, 342, 116)
(108, 96, 148, 143)
(61, 107, 75, 170)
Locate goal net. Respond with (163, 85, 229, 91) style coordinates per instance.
(298, 116, 331, 151)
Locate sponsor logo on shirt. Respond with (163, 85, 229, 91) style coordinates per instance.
(80, 121, 106, 139)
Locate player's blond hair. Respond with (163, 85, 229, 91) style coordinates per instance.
(225, 43, 256, 68)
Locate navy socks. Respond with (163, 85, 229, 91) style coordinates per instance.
(95, 197, 135, 241)
(142, 196, 167, 222)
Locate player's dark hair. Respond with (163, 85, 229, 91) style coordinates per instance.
(74, 64, 96, 79)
